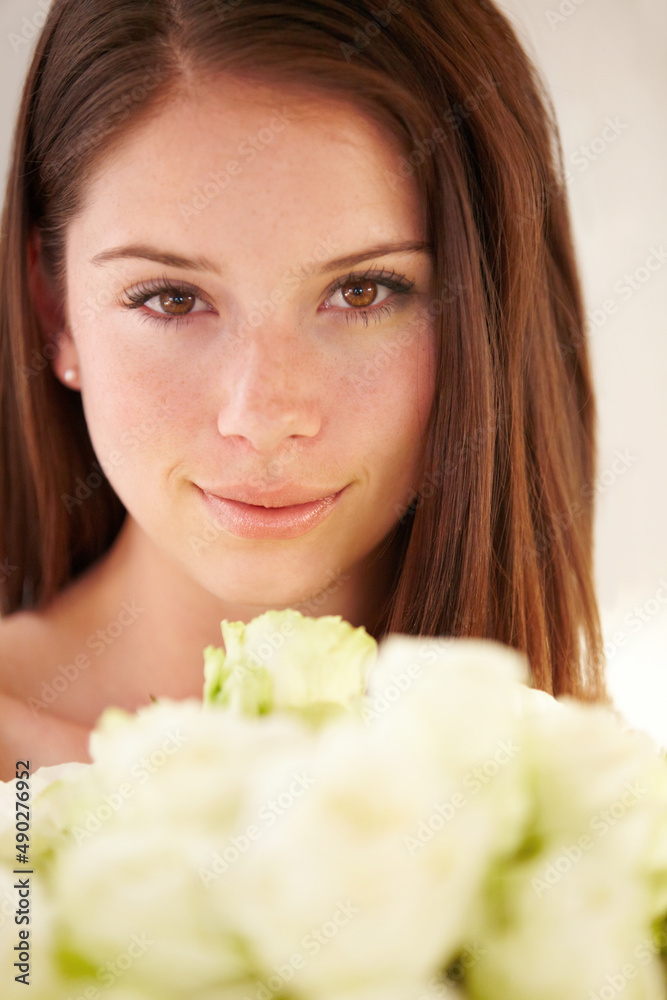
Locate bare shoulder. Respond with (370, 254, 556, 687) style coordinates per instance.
(0, 690, 91, 781)
(0, 607, 53, 695)
(0, 612, 92, 780)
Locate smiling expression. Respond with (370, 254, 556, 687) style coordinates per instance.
(54, 77, 438, 608)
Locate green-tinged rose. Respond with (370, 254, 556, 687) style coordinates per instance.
(203, 609, 377, 721)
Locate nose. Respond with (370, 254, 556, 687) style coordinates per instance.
(216, 325, 322, 454)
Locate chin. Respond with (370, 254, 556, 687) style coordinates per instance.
(193, 563, 335, 615)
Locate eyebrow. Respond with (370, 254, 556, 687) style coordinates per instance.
(89, 239, 435, 275)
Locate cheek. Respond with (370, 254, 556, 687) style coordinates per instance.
(76, 331, 188, 480)
(339, 315, 437, 490)
(342, 314, 436, 438)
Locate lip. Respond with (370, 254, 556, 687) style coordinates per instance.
(200, 484, 344, 508)
(197, 485, 348, 540)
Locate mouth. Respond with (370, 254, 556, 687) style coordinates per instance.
(198, 486, 345, 509)
(196, 485, 349, 540)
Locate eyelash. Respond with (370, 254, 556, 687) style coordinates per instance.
(120, 266, 416, 329)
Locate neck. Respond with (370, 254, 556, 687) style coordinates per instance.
(51, 515, 402, 709)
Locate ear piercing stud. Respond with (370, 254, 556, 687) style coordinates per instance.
(63, 368, 78, 384)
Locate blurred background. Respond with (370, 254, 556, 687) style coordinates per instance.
(0, 0, 665, 741)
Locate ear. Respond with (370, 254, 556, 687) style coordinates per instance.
(27, 228, 81, 390)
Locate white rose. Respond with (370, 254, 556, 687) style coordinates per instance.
(466, 697, 667, 1000)
(203, 608, 377, 720)
(227, 636, 531, 1000)
(43, 698, 323, 998)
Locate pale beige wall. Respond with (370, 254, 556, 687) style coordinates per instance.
(1, 0, 665, 738)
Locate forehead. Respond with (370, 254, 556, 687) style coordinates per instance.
(68, 78, 426, 266)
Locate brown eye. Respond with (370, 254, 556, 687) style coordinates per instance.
(124, 281, 214, 325)
(158, 290, 197, 315)
(340, 279, 378, 309)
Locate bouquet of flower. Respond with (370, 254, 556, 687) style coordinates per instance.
(1, 609, 667, 1000)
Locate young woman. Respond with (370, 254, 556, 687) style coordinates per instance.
(0, 0, 606, 778)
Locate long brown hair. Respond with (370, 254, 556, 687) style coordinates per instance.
(0, 0, 606, 700)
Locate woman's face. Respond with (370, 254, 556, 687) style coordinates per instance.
(56, 78, 437, 609)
